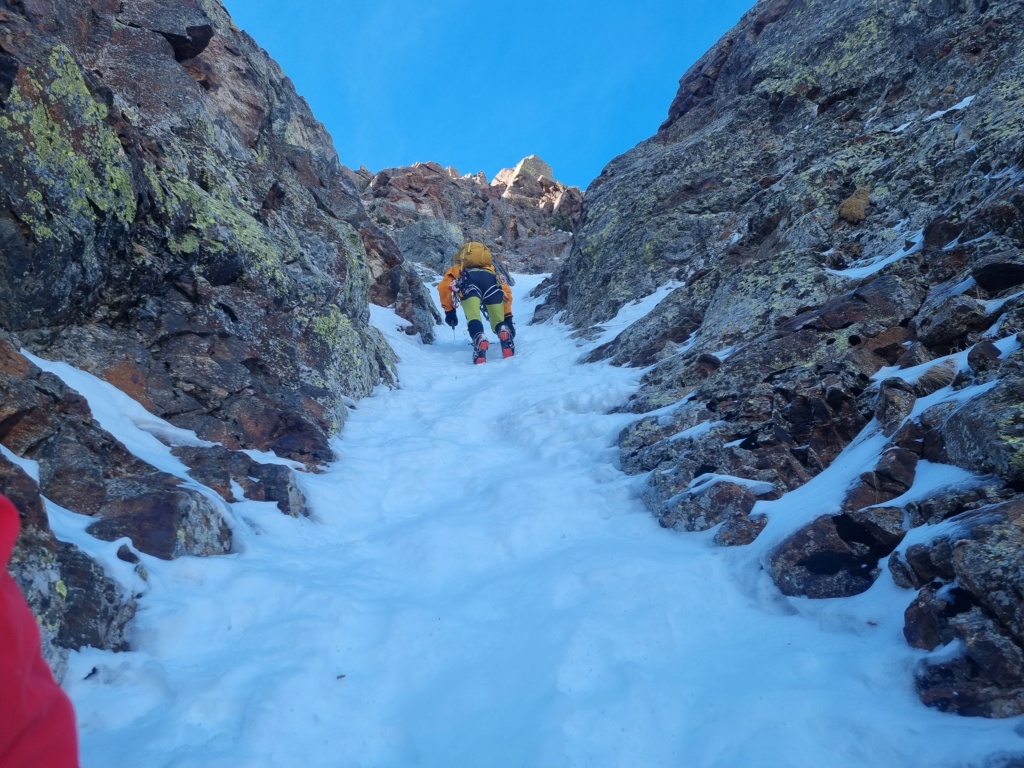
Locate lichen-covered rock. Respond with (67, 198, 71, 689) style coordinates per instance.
(955, 503, 1024, 651)
(0, 0, 397, 468)
(0, 0, 410, 676)
(942, 370, 1024, 485)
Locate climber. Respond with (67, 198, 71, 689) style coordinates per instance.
(438, 241, 515, 364)
(0, 493, 80, 767)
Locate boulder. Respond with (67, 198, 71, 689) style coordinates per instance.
(84, 478, 231, 560)
(768, 515, 881, 598)
(966, 339, 1003, 380)
(874, 378, 917, 436)
(942, 372, 1024, 485)
(971, 251, 1024, 293)
(915, 295, 992, 351)
(714, 513, 768, 547)
(652, 478, 770, 532)
(842, 447, 918, 510)
(173, 444, 308, 518)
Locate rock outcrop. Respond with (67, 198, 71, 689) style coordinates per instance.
(353, 155, 583, 275)
(0, 0, 404, 457)
(538, 0, 1024, 717)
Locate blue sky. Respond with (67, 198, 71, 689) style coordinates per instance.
(222, 1, 755, 189)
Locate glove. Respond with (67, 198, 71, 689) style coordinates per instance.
(503, 314, 516, 339)
(444, 309, 458, 328)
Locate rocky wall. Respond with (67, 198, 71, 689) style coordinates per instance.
(539, 0, 1024, 717)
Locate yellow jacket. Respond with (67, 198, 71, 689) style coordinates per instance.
(438, 243, 513, 315)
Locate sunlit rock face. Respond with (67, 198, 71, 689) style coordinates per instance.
(538, 0, 1024, 716)
(353, 155, 583, 275)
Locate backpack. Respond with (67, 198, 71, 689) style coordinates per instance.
(456, 241, 494, 268)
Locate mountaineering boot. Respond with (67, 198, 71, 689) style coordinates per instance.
(472, 333, 488, 364)
(498, 323, 515, 358)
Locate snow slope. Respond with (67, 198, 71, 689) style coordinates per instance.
(37, 274, 1024, 767)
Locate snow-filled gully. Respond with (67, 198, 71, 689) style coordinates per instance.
(28, 274, 1022, 768)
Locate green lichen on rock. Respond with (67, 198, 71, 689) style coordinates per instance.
(818, 15, 884, 80)
(997, 404, 1024, 481)
(302, 306, 364, 391)
(754, 72, 820, 101)
(147, 165, 291, 288)
(337, 223, 372, 312)
(0, 45, 136, 240)
(757, 2, 888, 89)
(167, 231, 201, 256)
(307, 306, 355, 355)
(298, 300, 398, 407)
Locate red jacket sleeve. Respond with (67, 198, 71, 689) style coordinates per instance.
(0, 494, 80, 768)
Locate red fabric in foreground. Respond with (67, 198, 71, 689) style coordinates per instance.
(0, 493, 79, 768)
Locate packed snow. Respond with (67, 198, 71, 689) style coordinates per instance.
(26, 273, 1024, 767)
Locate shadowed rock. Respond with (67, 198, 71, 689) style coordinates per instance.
(972, 252, 1024, 293)
(1, 456, 135, 679)
(900, 501, 1024, 717)
(174, 444, 308, 517)
(769, 515, 882, 598)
